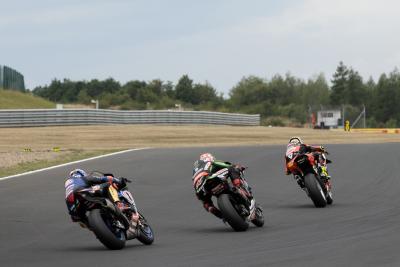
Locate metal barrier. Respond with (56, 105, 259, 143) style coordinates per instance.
(0, 109, 260, 127)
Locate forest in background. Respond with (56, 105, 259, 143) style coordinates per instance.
(32, 62, 400, 127)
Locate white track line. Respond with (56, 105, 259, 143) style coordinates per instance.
(0, 147, 150, 181)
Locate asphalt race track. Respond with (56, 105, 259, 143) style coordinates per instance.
(1, 144, 400, 267)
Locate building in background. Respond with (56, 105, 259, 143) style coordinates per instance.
(316, 109, 342, 129)
(0, 65, 25, 91)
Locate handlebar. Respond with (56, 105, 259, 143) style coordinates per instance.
(120, 177, 132, 183)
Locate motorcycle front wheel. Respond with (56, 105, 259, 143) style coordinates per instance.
(136, 213, 154, 245)
(217, 194, 249, 232)
(251, 204, 264, 227)
(304, 173, 327, 208)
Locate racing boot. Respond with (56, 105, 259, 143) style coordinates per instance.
(126, 212, 140, 240)
(319, 165, 331, 179)
(131, 212, 139, 227)
(318, 166, 332, 191)
(294, 175, 305, 190)
(78, 221, 90, 230)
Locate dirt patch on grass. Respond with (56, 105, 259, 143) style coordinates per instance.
(0, 125, 398, 176)
(0, 151, 71, 169)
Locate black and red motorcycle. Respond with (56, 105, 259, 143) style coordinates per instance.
(287, 152, 333, 208)
(194, 167, 264, 231)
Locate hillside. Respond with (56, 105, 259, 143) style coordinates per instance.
(0, 89, 54, 109)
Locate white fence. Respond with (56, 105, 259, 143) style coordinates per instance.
(0, 109, 260, 127)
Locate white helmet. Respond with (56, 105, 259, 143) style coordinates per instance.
(288, 137, 303, 146)
(199, 153, 215, 163)
(69, 169, 87, 179)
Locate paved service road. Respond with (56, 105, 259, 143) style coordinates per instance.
(1, 144, 400, 267)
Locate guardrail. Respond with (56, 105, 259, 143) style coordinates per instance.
(0, 109, 260, 127)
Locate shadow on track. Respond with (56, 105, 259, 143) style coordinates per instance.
(54, 243, 147, 253)
(179, 225, 264, 234)
(277, 202, 350, 209)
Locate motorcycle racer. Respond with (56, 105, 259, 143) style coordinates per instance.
(285, 137, 331, 189)
(192, 153, 252, 219)
(64, 169, 139, 228)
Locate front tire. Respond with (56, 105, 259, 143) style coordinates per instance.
(136, 214, 154, 245)
(251, 205, 264, 227)
(326, 190, 333, 205)
(88, 209, 126, 250)
(217, 194, 249, 231)
(304, 173, 327, 208)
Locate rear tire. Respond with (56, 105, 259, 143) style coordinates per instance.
(88, 209, 126, 250)
(304, 173, 327, 208)
(217, 194, 249, 231)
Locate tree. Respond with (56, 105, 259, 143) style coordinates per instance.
(122, 80, 147, 99)
(330, 61, 349, 105)
(347, 69, 366, 106)
(175, 75, 194, 103)
(146, 79, 163, 96)
(372, 69, 400, 126)
(163, 81, 175, 99)
(302, 73, 330, 107)
(61, 79, 81, 103)
(102, 78, 121, 94)
(229, 76, 267, 107)
(86, 79, 102, 97)
(192, 82, 218, 105)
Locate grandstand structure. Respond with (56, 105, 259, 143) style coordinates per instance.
(0, 65, 25, 91)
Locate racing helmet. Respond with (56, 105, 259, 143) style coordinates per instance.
(69, 168, 87, 179)
(288, 137, 303, 146)
(199, 153, 215, 163)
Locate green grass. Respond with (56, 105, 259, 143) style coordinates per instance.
(0, 89, 54, 109)
(0, 149, 119, 178)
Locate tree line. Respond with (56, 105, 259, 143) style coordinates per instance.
(33, 75, 224, 111)
(32, 62, 400, 127)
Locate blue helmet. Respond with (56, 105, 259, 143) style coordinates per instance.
(69, 169, 87, 179)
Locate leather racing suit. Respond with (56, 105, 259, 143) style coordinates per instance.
(192, 160, 252, 219)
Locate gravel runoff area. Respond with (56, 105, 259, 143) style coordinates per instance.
(0, 124, 398, 170)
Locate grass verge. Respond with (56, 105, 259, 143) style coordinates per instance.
(0, 149, 119, 178)
(0, 89, 54, 109)
(1, 124, 399, 178)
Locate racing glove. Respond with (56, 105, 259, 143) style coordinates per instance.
(204, 202, 223, 219)
(320, 146, 329, 154)
(114, 177, 131, 189)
